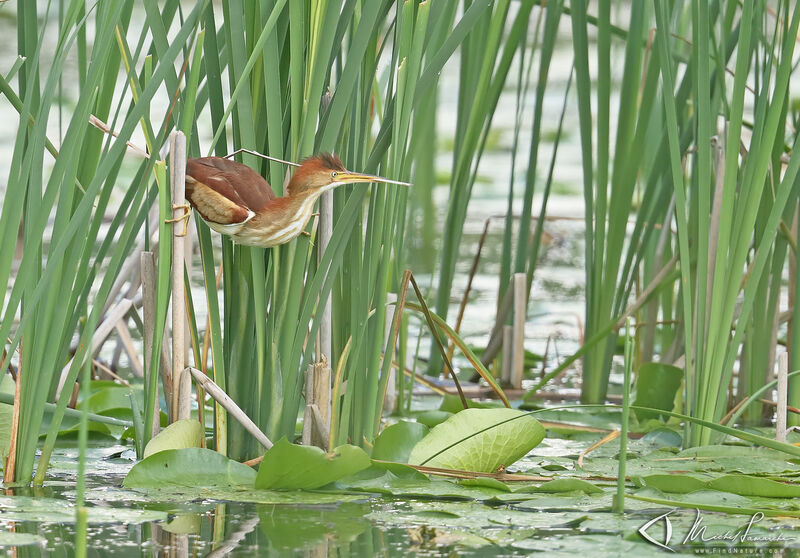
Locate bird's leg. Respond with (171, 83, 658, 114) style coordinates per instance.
(165, 204, 191, 237)
(301, 231, 315, 247)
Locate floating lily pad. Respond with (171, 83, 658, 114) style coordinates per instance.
(707, 474, 800, 498)
(633, 473, 709, 494)
(373, 421, 428, 463)
(677, 445, 789, 460)
(143, 419, 203, 458)
(123, 447, 256, 489)
(338, 471, 514, 501)
(439, 394, 503, 413)
(416, 410, 453, 428)
(459, 477, 511, 492)
(525, 408, 623, 432)
(639, 427, 682, 448)
(408, 408, 545, 472)
(368, 461, 429, 480)
(521, 478, 603, 494)
(255, 438, 371, 490)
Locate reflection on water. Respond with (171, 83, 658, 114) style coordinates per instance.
(0, 449, 546, 557)
(4, 492, 533, 557)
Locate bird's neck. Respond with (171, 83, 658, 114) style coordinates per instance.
(264, 188, 320, 223)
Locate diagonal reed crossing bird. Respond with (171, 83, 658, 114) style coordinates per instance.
(182, 153, 411, 247)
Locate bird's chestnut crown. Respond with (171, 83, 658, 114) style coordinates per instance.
(287, 153, 346, 196)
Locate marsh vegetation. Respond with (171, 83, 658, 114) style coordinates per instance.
(2, 0, 800, 555)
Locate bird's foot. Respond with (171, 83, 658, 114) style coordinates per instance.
(165, 204, 191, 237)
(311, 212, 320, 218)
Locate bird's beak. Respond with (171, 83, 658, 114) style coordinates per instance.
(337, 171, 412, 187)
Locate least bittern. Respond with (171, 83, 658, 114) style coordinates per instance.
(181, 153, 411, 246)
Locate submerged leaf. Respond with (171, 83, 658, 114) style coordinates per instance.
(255, 438, 371, 490)
(408, 408, 545, 472)
(78, 385, 134, 414)
(123, 448, 256, 488)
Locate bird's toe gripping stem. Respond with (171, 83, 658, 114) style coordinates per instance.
(165, 204, 191, 237)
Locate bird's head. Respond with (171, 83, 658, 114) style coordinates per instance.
(287, 152, 412, 197)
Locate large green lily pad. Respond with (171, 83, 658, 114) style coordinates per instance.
(123, 447, 256, 488)
(255, 437, 371, 490)
(408, 408, 545, 472)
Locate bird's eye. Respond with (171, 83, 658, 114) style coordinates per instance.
(331, 171, 339, 179)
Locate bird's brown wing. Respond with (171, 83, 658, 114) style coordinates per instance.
(185, 157, 276, 226)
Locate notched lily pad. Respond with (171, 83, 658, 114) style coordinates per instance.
(255, 438, 370, 490)
(408, 408, 545, 472)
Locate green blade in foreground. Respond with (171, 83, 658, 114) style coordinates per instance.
(255, 438, 371, 491)
(408, 408, 545, 472)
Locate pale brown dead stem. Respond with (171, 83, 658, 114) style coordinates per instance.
(92, 359, 131, 387)
(4, 342, 21, 484)
(578, 430, 620, 468)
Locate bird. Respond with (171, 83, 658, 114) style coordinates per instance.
(177, 152, 411, 247)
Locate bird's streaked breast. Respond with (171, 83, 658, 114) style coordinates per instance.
(228, 193, 317, 247)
